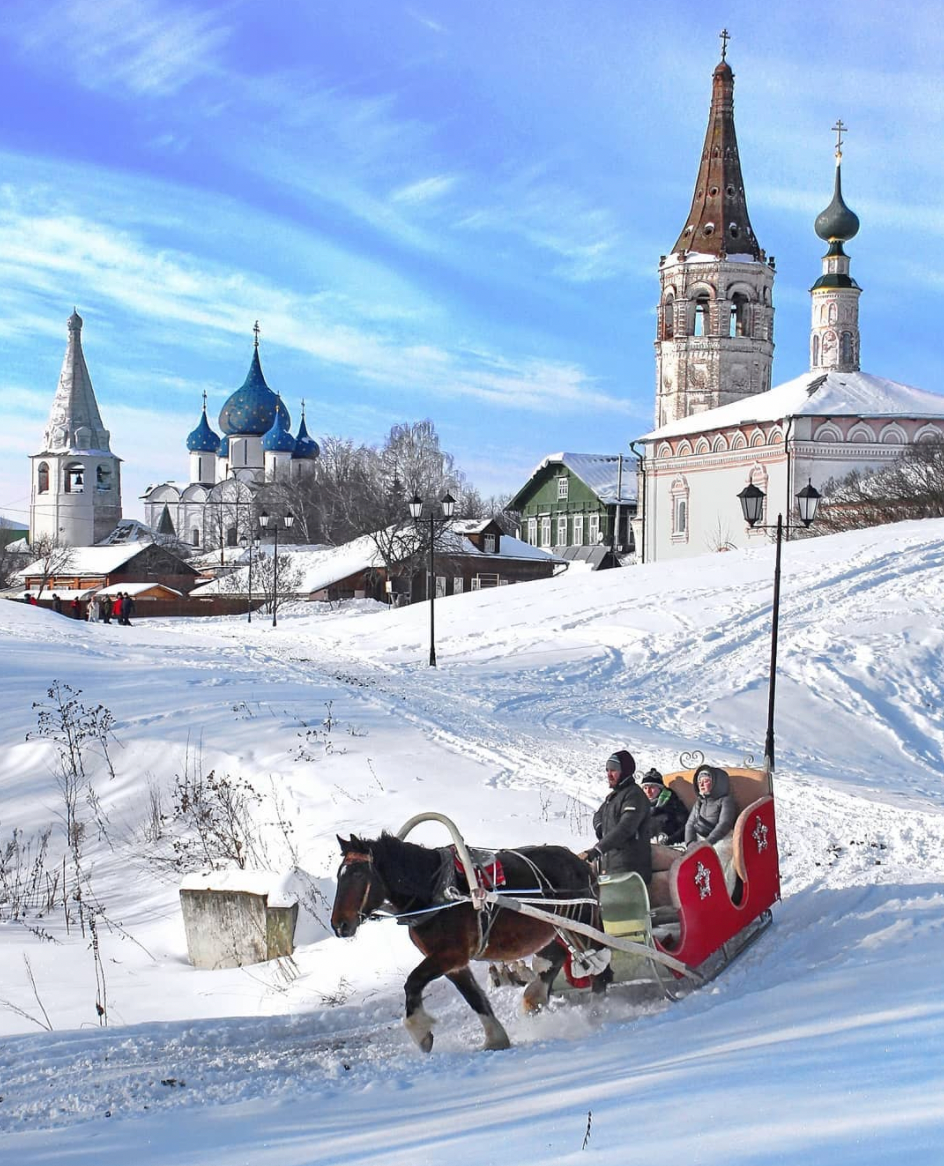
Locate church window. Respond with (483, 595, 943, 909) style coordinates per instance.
(527, 517, 537, 545)
(37, 462, 49, 493)
(702, 223, 715, 237)
(841, 332, 854, 365)
(226, 525, 238, 547)
(557, 516, 568, 546)
(812, 335, 820, 366)
(730, 293, 750, 337)
(96, 465, 112, 490)
(675, 499, 687, 534)
(64, 463, 85, 493)
(557, 476, 569, 500)
(693, 295, 710, 337)
(663, 295, 675, 340)
(828, 302, 838, 325)
(191, 528, 200, 547)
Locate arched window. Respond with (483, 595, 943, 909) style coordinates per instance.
(96, 465, 112, 491)
(64, 463, 85, 494)
(663, 295, 675, 340)
(693, 294, 710, 337)
(729, 292, 750, 337)
(37, 462, 50, 494)
(841, 332, 854, 365)
(226, 525, 238, 547)
(191, 528, 200, 547)
(812, 335, 820, 366)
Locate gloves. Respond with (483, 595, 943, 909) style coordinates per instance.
(577, 848, 599, 863)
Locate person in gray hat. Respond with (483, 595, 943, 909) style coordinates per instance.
(578, 750, 652, 883)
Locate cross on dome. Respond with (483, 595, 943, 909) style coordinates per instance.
(719, 28, 730, 61)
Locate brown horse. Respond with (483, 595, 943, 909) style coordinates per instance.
(331, 832, 606, 1052)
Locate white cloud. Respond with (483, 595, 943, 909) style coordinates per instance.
(8, 0, 231, 97)
(391, 175, 460, 205)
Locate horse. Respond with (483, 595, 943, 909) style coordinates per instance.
(331, 832, 607, 1052)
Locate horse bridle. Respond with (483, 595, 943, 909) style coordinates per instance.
(340, 851, 383, 923)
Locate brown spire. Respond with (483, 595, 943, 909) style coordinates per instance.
(671, 42, 763, 260)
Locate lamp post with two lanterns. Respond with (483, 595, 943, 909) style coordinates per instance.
(737, 479, 821, 773)
(258, 512, 294, 628)
(408, 492, 457, 667)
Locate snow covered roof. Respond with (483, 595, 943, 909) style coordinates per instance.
(18, 541, 154, 578)
(191, 527, 562, 597)
(517, 453, 638, 504)
(639, 369, 944, 442)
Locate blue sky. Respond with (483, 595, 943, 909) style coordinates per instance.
(2, 0, 944, 523)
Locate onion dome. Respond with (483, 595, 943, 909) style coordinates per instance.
(262, 396, 296, 453)
(186, 400, 221, 452)
(292, 409, 320, 461)
(815, 159, 859, 244)
(218, 434, 230, 458)
(218, 338, 291, 437)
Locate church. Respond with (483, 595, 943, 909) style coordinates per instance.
(634, 40, 944, 562)
(141, 327, 319, 553)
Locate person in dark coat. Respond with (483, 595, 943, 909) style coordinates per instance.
(52, 594, 63, 615)
(69, 598, 81, 620)
(639, 769, 688, 845)
(684, 765, 738, 847)
(579, 750, 652, 882)
(99, 595, 112, 624)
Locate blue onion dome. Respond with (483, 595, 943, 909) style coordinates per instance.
(262, 396, 297, 453)
(218, 342, 292, 436)
(292, 413, 321, 461)
(218, 434, 230, 458)
(815, 161, 859, 244)
(186, 404, 221, 453)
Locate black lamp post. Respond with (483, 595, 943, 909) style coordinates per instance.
(238, 533, 258, 623)
(738, 479, 821, 772)
(258, 512, 295, 627)
(408, 492, 457, 667)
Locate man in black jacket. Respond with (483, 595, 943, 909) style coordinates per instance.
(579, 750, 652, 883)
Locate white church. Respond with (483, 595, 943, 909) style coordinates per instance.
(635, 45, 944, 561)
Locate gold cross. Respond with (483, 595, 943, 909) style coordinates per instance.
(832, 119, 847, 159)
(720, 28, 730, 61)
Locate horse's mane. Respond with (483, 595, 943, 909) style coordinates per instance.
(369, 832, 445, 902)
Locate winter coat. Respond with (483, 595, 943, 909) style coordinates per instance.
(648, 786, 689, 845)
(684, 766, 738, 846)
(592, 776, 652, 880)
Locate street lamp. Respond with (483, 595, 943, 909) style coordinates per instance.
(258, 512, 295, 627)
(408, 492, 457, 667)
(738, 478, 821, 772)
(238, 533, 259, 623)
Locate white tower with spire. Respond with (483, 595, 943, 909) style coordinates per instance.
(30, 311, 122, 546)
(810, 121, 862, 373)
(655, 32, 776, 427)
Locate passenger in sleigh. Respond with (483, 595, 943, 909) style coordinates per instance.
(639, 769, 687, 845)
(577, 750, 652, 883)
(651, 765, 738, 893)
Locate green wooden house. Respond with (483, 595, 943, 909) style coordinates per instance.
(508, 453, 638, 563)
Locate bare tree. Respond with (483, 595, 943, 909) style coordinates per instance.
(24, 536, 75, 595)
(253, 548, 305, 613)
(817, 440, 944, 534)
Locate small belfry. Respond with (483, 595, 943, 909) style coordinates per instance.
(655, 31, 775, 426)
(30, 310, 122, 546)
(809, 121, 861, 373)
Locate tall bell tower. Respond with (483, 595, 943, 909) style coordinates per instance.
(655, 32, 776, 427)
(30, 311, 122, 546)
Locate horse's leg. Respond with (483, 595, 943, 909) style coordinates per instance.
(404, 955, 448, 1053)
(522, 938, 567, 1013)
(446, 967, 510, 1051)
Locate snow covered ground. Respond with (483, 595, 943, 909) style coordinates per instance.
(2, 519, 944, 1164)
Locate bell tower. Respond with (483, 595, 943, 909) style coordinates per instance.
(30, 311, 122, 546)
(809, 121, 861, 373)
(655, 32, 776, 426)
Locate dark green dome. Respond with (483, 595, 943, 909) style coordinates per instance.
(815, 163, 859, 243)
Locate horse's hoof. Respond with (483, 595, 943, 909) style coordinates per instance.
(419, 1031, 434, 1054)
(483, 1033, 511, 1051)
(521, 994, 546, 1015)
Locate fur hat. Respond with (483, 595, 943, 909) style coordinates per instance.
(605, 750, 636, 779)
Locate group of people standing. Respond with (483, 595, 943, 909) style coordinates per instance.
(46, 592, 136, 625)
(578, 749, 738, 891)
